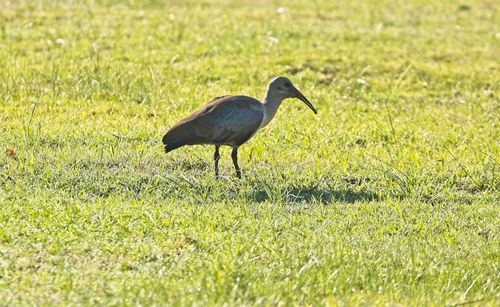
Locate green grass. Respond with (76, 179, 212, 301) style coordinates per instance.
(0, 0, 499, 305)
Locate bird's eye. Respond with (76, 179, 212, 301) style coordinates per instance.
(285, 82, 291, 87)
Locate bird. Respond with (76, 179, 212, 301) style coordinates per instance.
(162, 76, 317, 178)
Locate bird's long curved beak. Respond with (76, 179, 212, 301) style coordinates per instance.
(293, 87, 317, 114)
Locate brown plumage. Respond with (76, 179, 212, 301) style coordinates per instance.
(163, 96, 263, 152)
(162, 77, 317, 178)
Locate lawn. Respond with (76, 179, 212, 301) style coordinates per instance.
(0, 0, 498, 305)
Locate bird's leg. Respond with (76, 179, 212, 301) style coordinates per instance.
(214, 145, 221, 179)
(231, 147, 241, 179)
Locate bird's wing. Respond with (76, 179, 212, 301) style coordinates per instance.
(163, 96, 263, 149)
(193, 96, 264, 145)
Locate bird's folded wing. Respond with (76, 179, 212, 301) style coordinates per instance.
(193, 96, 263, 144)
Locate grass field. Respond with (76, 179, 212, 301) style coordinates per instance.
(0, 0, 499, 305)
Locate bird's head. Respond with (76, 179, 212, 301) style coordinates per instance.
(268, 76, 317, 114)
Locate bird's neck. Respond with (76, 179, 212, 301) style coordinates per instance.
(259, 92, 284, 129)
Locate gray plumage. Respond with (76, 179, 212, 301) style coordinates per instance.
(162, 95, 263, 152)
(162, 77, 317, 178)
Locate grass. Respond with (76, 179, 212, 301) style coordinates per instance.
(0, 0, 498, 305)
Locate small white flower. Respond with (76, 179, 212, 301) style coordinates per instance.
(277, 7, 286, 14)
(268, 36, 279, 44)
(356, 78, 367, 85)
(55, 38, 65, 46)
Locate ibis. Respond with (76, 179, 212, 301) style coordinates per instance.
(162, 76, 317, 178)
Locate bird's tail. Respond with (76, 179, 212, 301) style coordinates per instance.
(163, 142, 181, 153)
(164, 143, 183, 153)
(162, 122, 197, 153)
(162, 135, 183, 153)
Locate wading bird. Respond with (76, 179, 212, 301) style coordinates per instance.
(162, 77, 317, 178)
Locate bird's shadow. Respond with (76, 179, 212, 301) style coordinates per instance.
(251, 186, 379, 204)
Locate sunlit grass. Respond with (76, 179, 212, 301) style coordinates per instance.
(0, 0, 498, 305)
